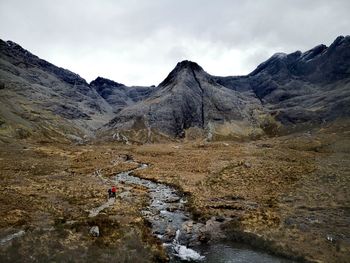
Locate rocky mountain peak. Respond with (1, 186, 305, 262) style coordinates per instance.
(330, 35, 349, 47)
(158, 60, 205, 87)
(90, 77, 125, 89)
(1, 35, 349, 141)
(174, 60, 204, 72)
(249, 35, 350, 79)
(1, 39, 88, 86)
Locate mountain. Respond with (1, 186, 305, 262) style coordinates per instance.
(90, 77, 156, 113)
(102, 60, 267, 140)
(215, 36, 350, 126)
(102, 36, 350, 140)
(0, 39, 115, 142)
(0, 36, 349, 143)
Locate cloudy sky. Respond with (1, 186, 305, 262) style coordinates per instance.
(0, 0, 349, 86)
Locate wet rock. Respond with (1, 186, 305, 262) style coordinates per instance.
(182, 220, 194, 234)
(165, 196, 181, 203)
(153, 229, 164, 235)
(89, 226, 99, 237)
(163, 227, 176, 242)
(186, 223, 208, 246)
(166, 205, 177, 212)
(203, 217, 226, 241)
(141, 211, 152, 217)
(160, 210, 167, 218)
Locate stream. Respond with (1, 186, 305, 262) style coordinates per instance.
(113, 163, 295, 263)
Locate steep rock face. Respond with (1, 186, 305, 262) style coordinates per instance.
(0, 40, 115, 140)
(214, 36, 350, 126)
(105, 61, 265, 138)
(90, 77, 156, 113)
(1, 35, 349, 141)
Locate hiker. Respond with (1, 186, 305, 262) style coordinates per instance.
(111, 185, 117, 198)
(108, 188, 112, 199)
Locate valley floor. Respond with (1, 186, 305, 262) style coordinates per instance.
(0, 122, 349, 262)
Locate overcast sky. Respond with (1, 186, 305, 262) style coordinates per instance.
(0, 0, 349, 86)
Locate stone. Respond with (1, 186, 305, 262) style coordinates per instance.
(326, 234, 336, 243)
(244, 162, 252, 168)
(89, 226, 99, 237)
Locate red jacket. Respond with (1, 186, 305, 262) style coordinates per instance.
(111, 186, 116, 193)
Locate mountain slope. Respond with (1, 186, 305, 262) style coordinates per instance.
(103, 36, 350, 140)
(0, 40, 115, 142)
(102, 61, 268, 140)
(1, 36, 349, 142)
(215, 35, 350, 127)
(90, 77, 156, 113)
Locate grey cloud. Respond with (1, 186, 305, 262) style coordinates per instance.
(0, 0, 349, 85)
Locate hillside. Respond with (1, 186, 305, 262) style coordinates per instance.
(102, 36, 350, 141)
(1, 36, 349, 143)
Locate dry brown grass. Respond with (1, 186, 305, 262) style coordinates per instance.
(127, 125, 350, 263)
(0, 142, 167, 262)
(1, 121, 349, 262)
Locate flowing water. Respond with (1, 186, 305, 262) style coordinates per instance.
(114, 163, 295, 263)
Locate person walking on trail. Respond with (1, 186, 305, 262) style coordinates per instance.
(108, 188, 112, 199)
(111, 185, 117, 198)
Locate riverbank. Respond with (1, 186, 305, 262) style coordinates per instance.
(128, 124, 350, 263)
(0, 142, 167, 262)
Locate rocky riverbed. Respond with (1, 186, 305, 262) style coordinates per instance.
(114, 162, 295, 262)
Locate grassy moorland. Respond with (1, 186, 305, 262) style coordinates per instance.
(0, 121, 349, 262)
